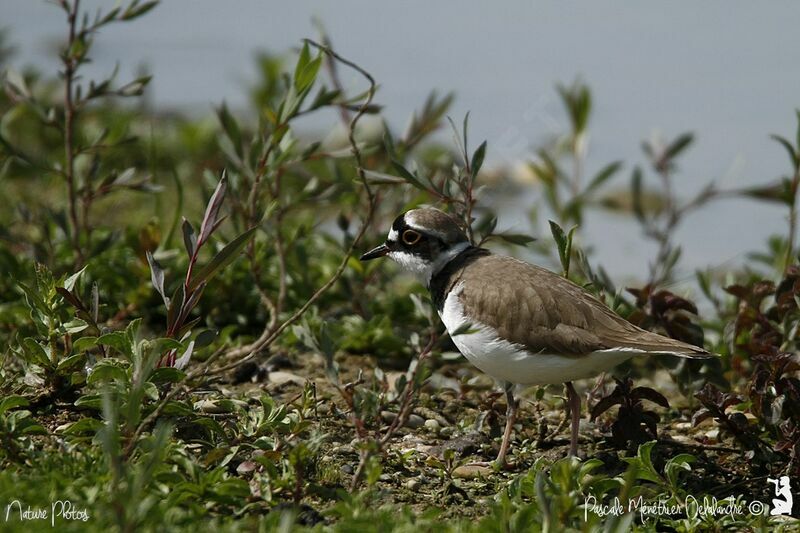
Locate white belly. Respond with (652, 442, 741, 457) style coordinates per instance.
(440, 283, 635, 385)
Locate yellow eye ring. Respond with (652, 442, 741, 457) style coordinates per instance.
(402, 229, 421, 245)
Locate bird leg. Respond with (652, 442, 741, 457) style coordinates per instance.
(495, 383, 517, 467)
(565, 381, 580, 457)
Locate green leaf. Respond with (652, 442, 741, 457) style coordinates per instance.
(294, 42, 311, 87)
(97, 332, 132, 357)
(56, 287, 86, 314)
(549, 220, 576, 277)
(390, 160, 428, 191)
(0, 395, 29, 416)
(62, 266, 87, 292)
(73, 336, 98, 352)
(64, 319, 88, 334)
(61, 417, 103, 435)
(495, 233, 536, 247)
(188, 227, 257, 291)
(665, 453, 696, 487)
(796, 109, 800, 155)
(470, 140, 487, 176)
(160, 400, 194, 416)
(362, 169, 407, 185)
(631, 167, 645, 222)
(149, 367, 186, 384)
(146, 251, 168, 307)
(22, 338, 51, 367)
(182, 217, 197, 258)
(195, 329, 217, 348)
(192, 416, 227, 439)
(75, 394, 103, 410)
(56, 353, 86, 374)
(167, 284, 185, 331)
(586, 161, 622, 193)
(121, 1, 158, 20)
(4, 69, 30, 99)
(16, 281, 48, 315)
(20, 423, 47, 436)
(663, 132, 695, 161)
(296, 57, 322, 92)
(771, 134, 799, 171)
(216, 103, 243, 158)
(88, 360, 129, 384)
(198, 173, 228, 247)
(737, 180, 794, 205)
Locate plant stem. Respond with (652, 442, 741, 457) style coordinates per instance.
(62, 0, 84, 266)
(786, 167, 800, 273)
(217, 39, 377, 369)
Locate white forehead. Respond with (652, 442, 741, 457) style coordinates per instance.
(387, 228, 399, 241)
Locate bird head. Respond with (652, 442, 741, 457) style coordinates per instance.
(360, 208, 470, 285)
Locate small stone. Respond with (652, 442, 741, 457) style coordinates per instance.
(440, 426, 454, 438)
(236, 460, 257, 474)
(340, 464, 354, 475)
(379, 473, 392, 482)
(332, 444, 354, 455)
(424, 419, 440, 432)
(405, 478, 421, 491)
(381, 411, 424, 428)
(406, 414, 424, 429)
(268, 371, 306, 386)
(670, 434, 693, 445)
(452, 464, 492, 479)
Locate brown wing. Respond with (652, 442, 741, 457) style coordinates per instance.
(455, 255, 709, 357)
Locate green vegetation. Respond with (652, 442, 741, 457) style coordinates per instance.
(1, 2, 800, 531)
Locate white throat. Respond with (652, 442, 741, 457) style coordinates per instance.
(389, 241, 470, 287)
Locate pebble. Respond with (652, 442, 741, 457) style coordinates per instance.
(407, 414, 424, 428)
(332, 444, 354, 455)
(381, 411, 425, 429)
(340, 464, 354, 475)
(452, 464, 492, 479)
(236, 460, 257, 474)
(424, 419, 440, 432)
(404, 478, 421, 491)
(268, 371, 306, 386)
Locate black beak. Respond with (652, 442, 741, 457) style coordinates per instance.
(360, 243, 390, 261)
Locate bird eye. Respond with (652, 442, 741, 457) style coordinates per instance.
(402, 229, 421, 245)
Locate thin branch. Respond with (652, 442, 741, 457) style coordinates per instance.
(786, 165, 800, 273)
(348, 333, 436, 491)
(317, 28, 352, 127)
(60, 0, 84, 266)
(214, 39, 377, 371)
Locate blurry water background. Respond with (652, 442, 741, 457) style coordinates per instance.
(5, 0, 800, 285)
